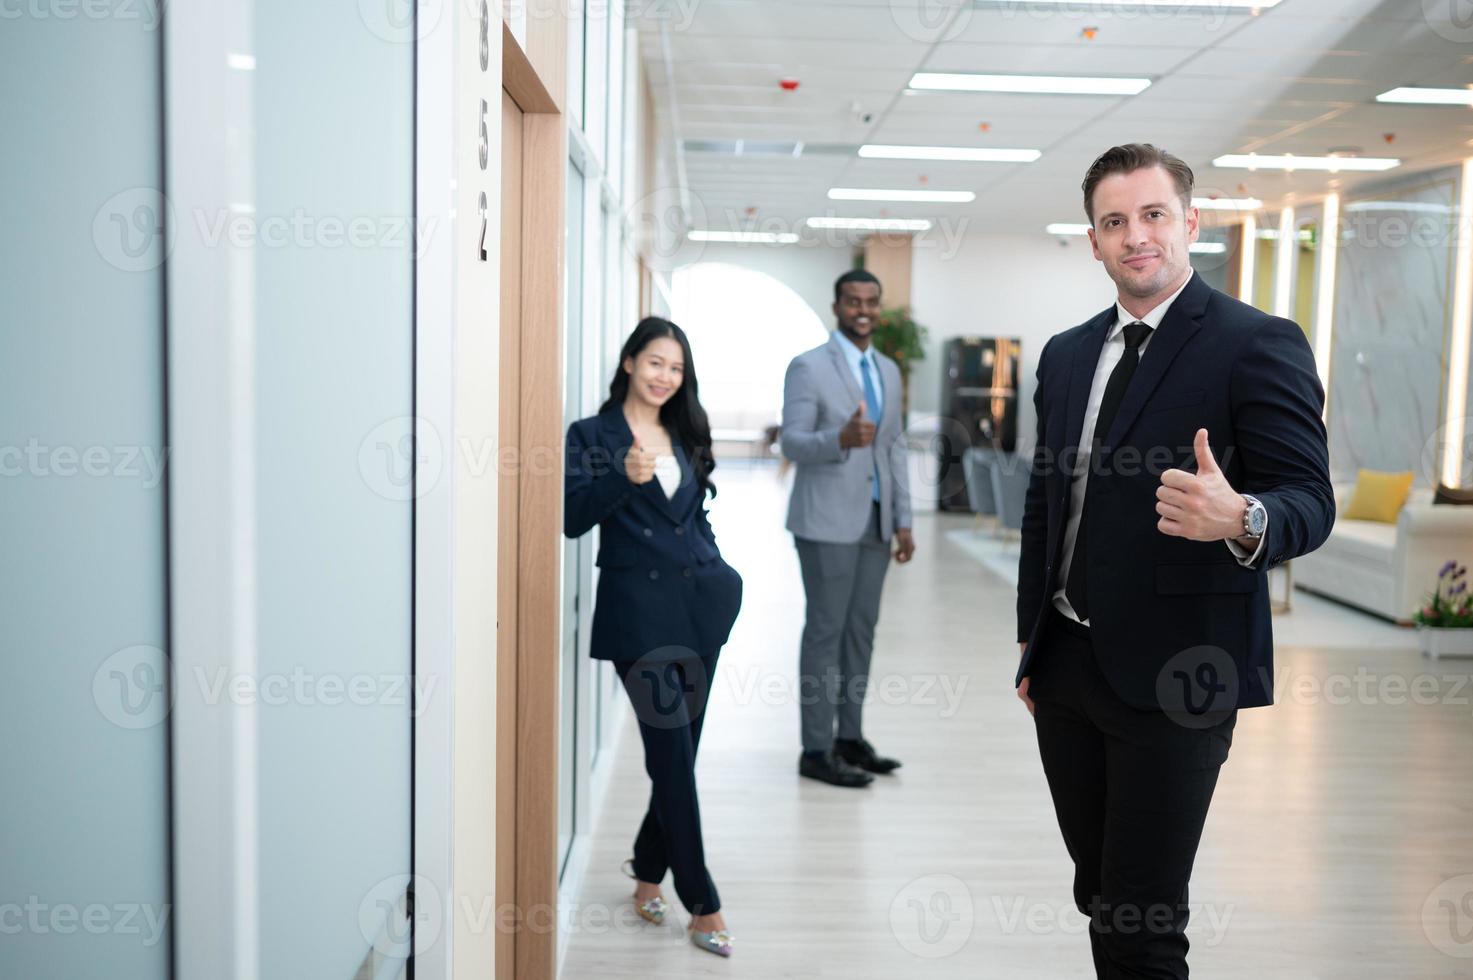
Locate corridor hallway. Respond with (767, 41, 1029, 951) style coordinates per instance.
(561, 463, 1473, 978)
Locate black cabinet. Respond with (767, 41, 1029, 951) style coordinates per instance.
(938, 337, 1021, 511)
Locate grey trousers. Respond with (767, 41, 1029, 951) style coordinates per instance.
(794, 502, 893, 753)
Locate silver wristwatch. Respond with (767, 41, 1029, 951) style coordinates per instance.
(1241, 494, 1267, 538)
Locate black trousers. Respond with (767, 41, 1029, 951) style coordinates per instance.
(1029, 609, 1236, 979)
(615, 648, 722, 915)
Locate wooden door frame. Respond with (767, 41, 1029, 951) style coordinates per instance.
(497, 20, 564, 980)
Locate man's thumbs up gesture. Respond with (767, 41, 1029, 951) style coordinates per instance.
(1156, 428, 1252, 542)
(839, 401, 877, 449)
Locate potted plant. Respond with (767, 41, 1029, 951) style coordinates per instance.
(872, 306, 928, 426)
(1413, 560, 1473, 658)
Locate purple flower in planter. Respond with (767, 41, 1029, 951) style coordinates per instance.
(1439, 560, 1457, 578)
(1453, 582, 1467, 596)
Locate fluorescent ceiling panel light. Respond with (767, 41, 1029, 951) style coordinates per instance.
(687, 230, 798, 244)
(828, 188, 976, 203)
(806, 217, 934, 231)
(859, 144, 1041, 163)
(1193, 196, 1263, 210)
(1190, 242, 1228, 254)
(909, 72, 1151, 96)
(1376, 87, 1473, 106)
(974, 0, 1278, 5)
(1344, 200, 1454, 214)
(1213, 153, 1400, 172)
(1045, 223, 1091, 235)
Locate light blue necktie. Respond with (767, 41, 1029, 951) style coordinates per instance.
(860, 357, 882, 502)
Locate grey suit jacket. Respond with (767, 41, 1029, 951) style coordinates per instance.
(781, 331, 912, 543)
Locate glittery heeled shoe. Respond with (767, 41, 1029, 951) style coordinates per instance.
(689, 924, 734, 958)
(620, 859, 668, 925)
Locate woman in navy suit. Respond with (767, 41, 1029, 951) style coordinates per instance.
(564, 316, 743, 958)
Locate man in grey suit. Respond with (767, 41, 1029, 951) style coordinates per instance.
(781, 269, 915, 788)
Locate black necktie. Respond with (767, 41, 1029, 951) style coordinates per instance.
(1064, 320, 1153, 623)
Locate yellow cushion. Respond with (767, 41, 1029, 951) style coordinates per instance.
(1343, 469, 1415, 523)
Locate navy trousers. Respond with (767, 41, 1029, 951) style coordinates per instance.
(616, 647, 722, 914)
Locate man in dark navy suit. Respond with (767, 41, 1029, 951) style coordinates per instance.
(1015, 144, 1335, 978)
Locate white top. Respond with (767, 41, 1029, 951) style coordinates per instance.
(1051, 274, 1265, 626)
(653, 454, 681, 500)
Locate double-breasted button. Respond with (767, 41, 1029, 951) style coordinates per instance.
(649, 569, 660, 580)
(682, 567, 693, 578)
(674, 526, 685, 536)
(642, 527, 653, 537)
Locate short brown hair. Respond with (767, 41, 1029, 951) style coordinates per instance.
(1081, 143, 1194, 224)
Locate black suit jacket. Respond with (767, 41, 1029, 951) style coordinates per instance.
(1015, 273, 1335, 710)
(564, 405, 743, 663)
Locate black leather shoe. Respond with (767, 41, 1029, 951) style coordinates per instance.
(834, 737, 901, 774)
(798, 750, 873, 788)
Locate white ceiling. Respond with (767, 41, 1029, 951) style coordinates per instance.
(633, 0, 1473, 237)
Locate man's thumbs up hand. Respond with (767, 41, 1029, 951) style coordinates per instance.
(1193, 427, 1220, 476)
(1156, 428, 1250, 542)
(840, 400, 877, 449)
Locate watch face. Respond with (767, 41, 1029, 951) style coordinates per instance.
(1248, 505, 1267, 536)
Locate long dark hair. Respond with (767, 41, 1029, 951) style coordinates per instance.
(599, 316, 718, 498)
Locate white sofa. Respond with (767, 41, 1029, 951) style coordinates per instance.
(1294, 484, 1473, 623)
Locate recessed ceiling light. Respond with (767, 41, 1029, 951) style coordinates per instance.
(227, 52, 256, 71)
(829, 188, 976, 203)
(687, 230, 799, 244)
(1213, 153, 1400, 172)
(1375, 87, 1473, 106)
(910, 72, 1151, 96)
(1193, 196, 1263, 210)
(806, 217, 934, 231)
(1045, 223, 1091, 236)
(858, 144, 1041, 163)
(1190, 242, 1228, 254)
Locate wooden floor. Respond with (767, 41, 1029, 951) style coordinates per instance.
(560, 465, 1473, 979)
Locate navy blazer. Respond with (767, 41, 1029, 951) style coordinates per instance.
(1015, 273, 1335, 711)
(564, 405, 743, 663)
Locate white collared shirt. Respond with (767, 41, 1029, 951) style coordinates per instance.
(833, 330, 884, 416)
(1051, 273, 1266, 625)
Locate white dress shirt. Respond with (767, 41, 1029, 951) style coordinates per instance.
(833, 330, 884, 416)
(1052, 275, 1266, 625)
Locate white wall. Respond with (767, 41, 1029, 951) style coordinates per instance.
(679, 240, 856, 335)
(910, 232, 1117, 447)
(675, 234, 1118, 451)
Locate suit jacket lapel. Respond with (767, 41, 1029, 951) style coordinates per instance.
(1063, 307, 1114, 458)
(827, 333, 865, 409)
(600, 404, 687, 523)
(1103, 273, 1209, 448)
